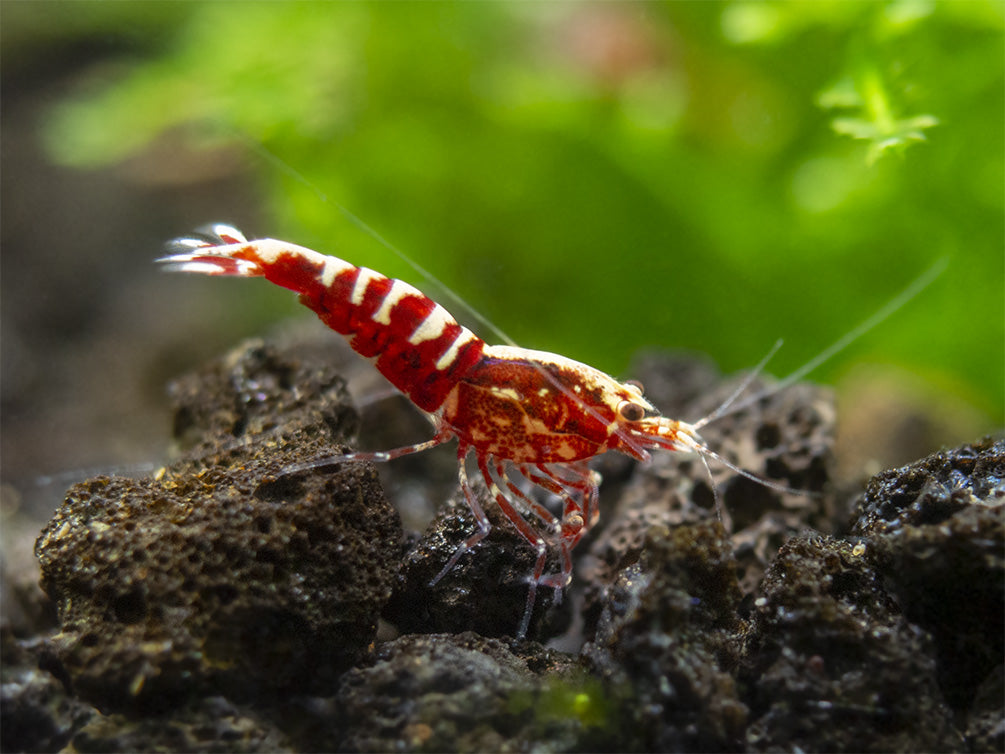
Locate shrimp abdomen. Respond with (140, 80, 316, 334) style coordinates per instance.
(159, 225, 484, 412)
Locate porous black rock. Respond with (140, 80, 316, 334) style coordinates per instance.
(34, 340, 403, 714)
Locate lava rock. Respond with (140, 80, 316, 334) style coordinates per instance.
(69, 696, 292, 753)
(0, 625, 93, 753)
(584, 519, 748, 752)
(332, 632, 606, 753)
(850, 436, 1004, 713)
(383, 480, 570, 641)
(34, 340, 403, 715)
(965, 664, 1005, 753)
(25, 328, 1000, 753)
(740, 534, 964, 752)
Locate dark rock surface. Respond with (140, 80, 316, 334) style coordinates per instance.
(69, 695, 293, 754)
(584, 519, 748, 752)
(6, 338, 1002, 752)
(850, 436, 1004, 714)
(383, 483, 570, 641)
(332, 632, 598, 753)
(740, 534, 963, 752)
(32, 340, 403, 715)
(1, 626, 93, 753)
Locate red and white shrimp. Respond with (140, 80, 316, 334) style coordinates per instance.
(159, 224, 942, 638)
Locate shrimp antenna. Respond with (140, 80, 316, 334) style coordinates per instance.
(695, 449, 724, 525)
(696, 338, 784, 431)
(694, 257, 948, 431)
(687, 439, 823, 499)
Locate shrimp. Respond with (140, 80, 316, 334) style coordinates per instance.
(158, 224, 944, 638)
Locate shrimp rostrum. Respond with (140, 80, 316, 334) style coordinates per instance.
(158, 225, 935, 638)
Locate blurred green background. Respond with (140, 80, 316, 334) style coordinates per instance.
(2, 1, 1002, 493)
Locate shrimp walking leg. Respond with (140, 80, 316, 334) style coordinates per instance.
(281, 428, 455, 475)
(430, 445, 493, 586)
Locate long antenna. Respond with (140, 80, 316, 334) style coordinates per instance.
(694, 256, 948, 431)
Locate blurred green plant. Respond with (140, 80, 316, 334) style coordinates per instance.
(15, 0, 1004, 420)
(820, 66, 939, 165)
(815, 6, 941, 164)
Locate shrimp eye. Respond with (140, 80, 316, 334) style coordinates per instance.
(625, 379, 645, 396)
(618, 401, 646, 422)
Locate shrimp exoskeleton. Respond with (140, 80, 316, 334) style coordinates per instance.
(158, 225, 943, 638)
